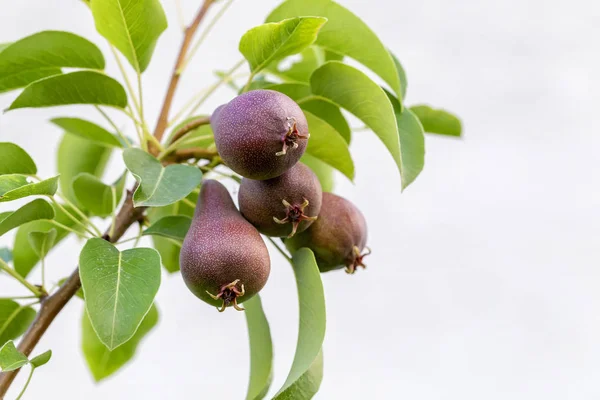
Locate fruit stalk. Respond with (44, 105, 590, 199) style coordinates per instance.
(0, 188, 146, 396)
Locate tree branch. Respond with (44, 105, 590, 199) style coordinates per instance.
(169, 116, 211, 144)
(151, 0, 216, 153)
(0, 188, 146, 397)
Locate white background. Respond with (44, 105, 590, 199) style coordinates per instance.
(1, 0, 600, 398)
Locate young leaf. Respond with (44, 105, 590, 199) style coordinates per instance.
(390, 51, 408, 101)
(27, 229, 57, 260)
(14, 203, 86, 278)
(0, 341, 28, 371)
(264, 82, 312, 101)
(0, 31, 105, 93)
(309, 62, 402, 181)
(301, 154, 334, 192)
(72, 172, 127, 217)
(57, 132, 112, 206)
(267, 0, 402, 97)
(82, 304, 158, 381)
(79, 238, 161, 350)
(0, 300, 36, 346)
(29, 350, 52, 368)
(274, 248, 326, 398)
(274, 350, 323, 400)
(245, 295, 274, 400)
(7, 71, 128, 111)
(142, 216, 191, 241)
(0, 143, 37, 175)
(91, 0, 168, 73)
(0, 199, 55, 237)
(0, 248, 11, 263)
(0, 175, 59, 202)
(410, 105, 462, 137)
(303, 111, 354, 181)
(123, 148, 202, 207)
(386, 92, 425, 190)
(51, 118, 123, 148)
(240, 17, 327, 74)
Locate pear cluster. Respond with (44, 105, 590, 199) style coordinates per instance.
(180, 90, 370, 312)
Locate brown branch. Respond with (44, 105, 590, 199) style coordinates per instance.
(0, 189, 146, 397)
(151, 0, 216, 154)
(169, 116, 211, 144)
(166, 147, 219, 164)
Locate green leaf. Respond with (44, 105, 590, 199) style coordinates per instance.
(240, 17, 327, 74)
(0, 341, 28, 371)
(410, 105, 462, 137)
(386, 92, 425, 190)
(274, 248, 326, 398)
(309, 62, 402, 180)
(79, 238, 161, 350)
(7, 71, 128, 111)
(390, 51, 407, 101)
(57, 132, 112, 206)
(267, 0, 402, 96)
(51, 118, 123, 148)
(265, 82, 312, 101)
(142, 216, 191, 241)
(72, 173, 126, 217)
(0, 248, 11, 263)
(82, 304, 158, 381)
(14, 203, 86, 277)
(27, 229, 57, 260)
(274, 350, 323, 400)
(123, 148, 202, 207)
(0, 175, 59, 203)
(0, 31, 104, 93)
(91, 0, 168, 73)
(146, 192, 196, 273)
(0, 143, 37, 175)
(303, 111, 353, 181)
(0, 199, 55, 237)
(0, 43, 10, 54)
(30, 350, 52, 368)
(269, 46, 324, 83)
(300, 99, 350, 143)
(301, 154, 334, 192)
(0, 300, 36, 346)
(245, 295, 273, 400)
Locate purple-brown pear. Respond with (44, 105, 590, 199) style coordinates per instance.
(285, 193, 370, 274)
(180, 180, 270, 311)
(238, 162, 322, 238)
(211, 89, 309, 180)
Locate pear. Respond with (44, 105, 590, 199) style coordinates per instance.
(285, 193, 370, 274)
(211, 89, 309, 180)
(180, 180, 271, 311)
(238, 163, 322, 238)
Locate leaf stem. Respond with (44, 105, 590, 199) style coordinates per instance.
(95, 106, 132, 147)
(180, 197, 196, 209)
(0, 259, 43, 298)
(266, 237, 292, 263)
(45, 220, 89, 238)
(15, 366, 34, 400)
(179, 0, 236, 74)
(0, 296, 38, 301)
(48, 197, 97, 237)
(51, 192, 102, 237)
(109, 46, 142, 117)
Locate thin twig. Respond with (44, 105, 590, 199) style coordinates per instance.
(169, 116, 210, 144)
(152, 0, 217, 151)
(95, 106, 132, 147)
(266, 237, 292, 263)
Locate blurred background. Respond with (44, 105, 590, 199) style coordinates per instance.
(1, 0, 599, 398)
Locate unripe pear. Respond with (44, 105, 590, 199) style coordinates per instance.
(238, 163, 322, 238)
(180, 180, 271, 311)
(211, 89, 309, 180)
(285, 193, 370, 274)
